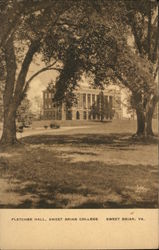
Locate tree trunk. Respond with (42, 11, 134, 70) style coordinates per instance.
(135, 95, 158, 137)
(145, 95, 158, 136)
(136, 108, 145, 136)
(146, 111, 154, 136)
(0, 105, 18, 145)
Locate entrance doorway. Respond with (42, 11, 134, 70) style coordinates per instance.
(76, 111, 80, 120)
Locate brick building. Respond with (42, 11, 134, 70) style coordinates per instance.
(43, 85, 122, 121)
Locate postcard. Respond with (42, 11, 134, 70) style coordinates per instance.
(0, 0, 158, 249)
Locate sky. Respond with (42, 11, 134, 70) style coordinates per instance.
(27, 58, 59, 112)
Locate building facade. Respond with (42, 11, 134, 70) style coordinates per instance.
(43, 86, 122, 121)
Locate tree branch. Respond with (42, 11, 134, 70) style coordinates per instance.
(147, 1, 152, 60)
(127, 13, 143, 55)
(131, 23, 143, 55)
(9, 3, 75, 109)
(13, 39, 40, 105)
(13, 8, 65, 105)
(22, 62, 62, 96)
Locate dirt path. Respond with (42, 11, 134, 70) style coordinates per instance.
(0, 126, 91, 139)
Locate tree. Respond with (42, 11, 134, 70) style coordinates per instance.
(0, 0, 59, 48)
(0, 1, 81, 145)
(93, 0, 158, 136)
(16, 98, 33, 126)
(52, 0, 157, 137)
(1, 0, 157, 145)
(124, 0, 158, 136)
(90, 91, 114, 121)
(1, 0, 107, 145)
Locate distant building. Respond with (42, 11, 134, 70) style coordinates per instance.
(42, 85, 122, 121)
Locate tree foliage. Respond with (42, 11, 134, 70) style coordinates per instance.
(51, 0, 158, 136)
(0, 0, 158, 144)
(16, 97, 33, 126)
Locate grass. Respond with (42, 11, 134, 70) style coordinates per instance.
(0, 120, 158, 208)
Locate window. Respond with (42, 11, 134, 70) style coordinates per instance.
(87, 94, 91, 108)
(104, 96, 108, 105)
(76, 94, 80, 108)
(52, 111, 55, 120)
(83, 111, 87, 120)
(97, 95, 100, 108)
(93, 113, 96, 120)
(66, 110, 72, 120)
(88, 111, 91, 120)
(83, 94, 86, 108)
(76, 111, 80, 120)
(92, 94, 95, 104)
(79, 94, 83, 108)
(109, 96, 113, 107)
(48, 111, 52, 119)
(57, 110, 62, 120)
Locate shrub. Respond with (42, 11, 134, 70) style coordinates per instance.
(16, 126, 23, 133)
(50, 122, 60, 129)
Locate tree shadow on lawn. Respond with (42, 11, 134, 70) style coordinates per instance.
(21, 133, 158, 148)
(1, 177, 157, 209)
(0, 161, 158, 209)
(0, 132, 158, 209)
(0, 179, 96, 208)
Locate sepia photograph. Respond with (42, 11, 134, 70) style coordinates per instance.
(0, 0, 158, 249)
(0, 0, 158, 209)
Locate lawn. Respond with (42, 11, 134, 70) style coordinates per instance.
(0, 120, 158, 208)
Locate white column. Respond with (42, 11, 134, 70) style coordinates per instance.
(80, 93, 83, 108)
(72, 109, 76, 120)
(94, 95, 96, 107)
(90, 94, 92, 120)
(90, 94, 92, 106)
(80, 110, 83, 120)
(85, 93, 88, 109)
(108, 96, 110, 120)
